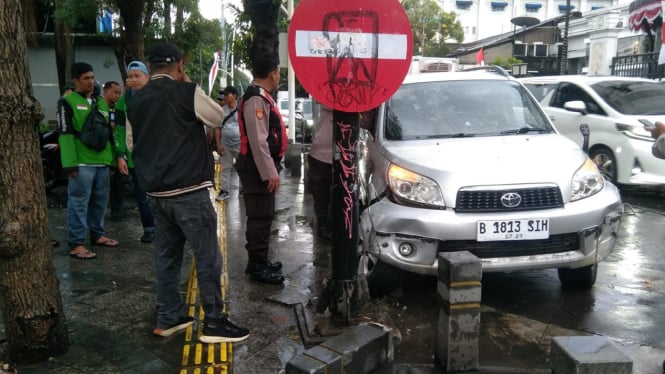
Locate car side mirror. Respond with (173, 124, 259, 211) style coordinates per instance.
(563, 100, 588, 115)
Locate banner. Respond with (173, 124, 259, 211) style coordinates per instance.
(208, 51, 221, 96)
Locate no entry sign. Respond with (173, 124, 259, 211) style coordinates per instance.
(287, 0, 413, 112)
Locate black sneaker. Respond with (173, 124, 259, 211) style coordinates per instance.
(215, 190, 230, 201)
(153, 316, 194, 337)
(199, 317, 250, 343)
(248, 267, 285, 285)
(244, 261, 282, 275)
(140, 231, 155, 243)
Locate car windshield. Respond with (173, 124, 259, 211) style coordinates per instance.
(591, 80, 665, 115)
(384, 80, 552, 140)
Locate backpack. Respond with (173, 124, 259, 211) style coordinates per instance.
(77, 100, 111, 151)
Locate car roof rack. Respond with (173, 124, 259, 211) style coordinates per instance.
(461, 65, 510, 78)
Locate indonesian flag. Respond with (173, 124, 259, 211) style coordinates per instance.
(208, 51, 221, 96)
(660, 1, 665, 65)
(476, 47, 485, 66)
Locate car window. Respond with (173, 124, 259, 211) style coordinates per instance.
(384, 80, 552, 140)
(523, 82, 557, 103)
(551, 83, 605, 115)
(590, 80, 665, 115)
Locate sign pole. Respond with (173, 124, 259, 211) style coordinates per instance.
(287, 0, 413, 323)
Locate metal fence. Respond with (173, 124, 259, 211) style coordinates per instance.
(611, 52, 665, 80)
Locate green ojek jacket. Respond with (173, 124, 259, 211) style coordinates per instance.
(58, 92, 115, 171)
(114, 93, 134, 168)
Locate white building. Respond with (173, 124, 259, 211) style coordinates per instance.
(438, 0, 627, 42)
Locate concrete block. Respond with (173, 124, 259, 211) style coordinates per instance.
(436, 306, 480, 372)
(437, 252, 482, 284)
(285, 354, 326, 374)
(550, 336, 633, 374)
(286, 323, 393, 374)
(303, 345, 342, 372)
(437, 280, 482, 304)
(320, 323, 393, 374)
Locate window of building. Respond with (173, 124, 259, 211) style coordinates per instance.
(558, 4, 576, 12)
(456, 0, 473, 9)
(525, 3, 542, 12)
(491, 1, 508, 10)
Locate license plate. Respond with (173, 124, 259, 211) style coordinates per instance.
(477, 219, 549, 241)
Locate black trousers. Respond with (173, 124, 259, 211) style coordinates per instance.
(307, 155, 332, 224)
(236, 154, 276, 265)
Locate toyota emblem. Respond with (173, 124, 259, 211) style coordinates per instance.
(500, 192, 522, 208)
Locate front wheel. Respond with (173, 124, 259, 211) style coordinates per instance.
(358, 248, 403, 297)
(557, 264, 597, 290)
(589, 147, 617, 182)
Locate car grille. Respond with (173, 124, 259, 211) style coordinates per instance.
(438, 233, 579, 258)
(456, 187, 563, 212)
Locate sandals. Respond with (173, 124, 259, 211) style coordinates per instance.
(91, 236, 120, 247)
(69, 246, 96, 260)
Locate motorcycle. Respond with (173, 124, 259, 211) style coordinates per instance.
(41, 129, 67, 190)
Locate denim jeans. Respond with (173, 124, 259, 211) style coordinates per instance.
(220, 144, 240, 191)
(150, 189, 224, 328)
(66, 165, 110, 249)
(130, 168, 155, 232)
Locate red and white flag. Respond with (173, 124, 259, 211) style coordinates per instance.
(475, 47, 485, 66)
(208, 51, 221, 96)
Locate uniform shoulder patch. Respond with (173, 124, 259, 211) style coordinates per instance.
(255, 108, 265, 120)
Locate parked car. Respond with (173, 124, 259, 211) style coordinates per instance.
(278, 97, 314, 143)
(520, 76, 665, 185)
(357, 68, 623, 296)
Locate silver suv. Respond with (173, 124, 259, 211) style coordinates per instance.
(357, 68, 623, 296)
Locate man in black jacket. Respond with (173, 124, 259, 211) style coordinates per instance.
(126, 42, 249, 343)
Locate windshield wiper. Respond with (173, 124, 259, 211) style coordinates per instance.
(426, 133, 475, 139)
(500, 127, 551, 135)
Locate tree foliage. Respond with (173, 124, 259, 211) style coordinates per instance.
(402, 0, 464, 56)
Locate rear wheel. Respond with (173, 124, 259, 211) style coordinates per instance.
(557, 264, 597, 289)
(589, 147, 617, 182)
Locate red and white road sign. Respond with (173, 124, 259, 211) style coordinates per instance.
(287, 0, 413, 112)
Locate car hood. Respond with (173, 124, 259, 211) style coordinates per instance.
(380, 134, 587, 203)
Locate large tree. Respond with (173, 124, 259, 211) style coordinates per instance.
(402, 0, 464, 56)
(0, 0, 69, 364)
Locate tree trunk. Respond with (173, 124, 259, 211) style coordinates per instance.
(54, 0, 73, 92)
(114, 0, 148, 80)
(0, 0, 69, 364)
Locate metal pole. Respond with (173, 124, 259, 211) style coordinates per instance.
(220, 0, 227, 87)
(287, 0, 296, 141)
(560, 0, 571, 75)
(316, 110, 369, 324)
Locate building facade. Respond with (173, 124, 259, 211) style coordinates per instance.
(438, 0, 625, 42)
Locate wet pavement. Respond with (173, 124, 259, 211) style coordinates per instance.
(3, 149, 665, 373)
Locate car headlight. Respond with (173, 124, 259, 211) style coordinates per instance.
(571, 158, 604, 201)
(388, 164, 445, 208)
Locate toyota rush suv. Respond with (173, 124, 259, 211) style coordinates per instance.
(357, 68, 624, 296)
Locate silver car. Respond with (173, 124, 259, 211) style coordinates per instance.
(357, 69, 623, 296)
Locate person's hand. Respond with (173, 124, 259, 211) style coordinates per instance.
(216, 144, 224, 156)
(650, 121, 665, 139)
(117, 158, 129, 175)
(68, 171, 77, 178)
(267, 176, 280, 193)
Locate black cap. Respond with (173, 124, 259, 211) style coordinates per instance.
(147, 42, 182, 64)
(222, 86, 238, 96)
